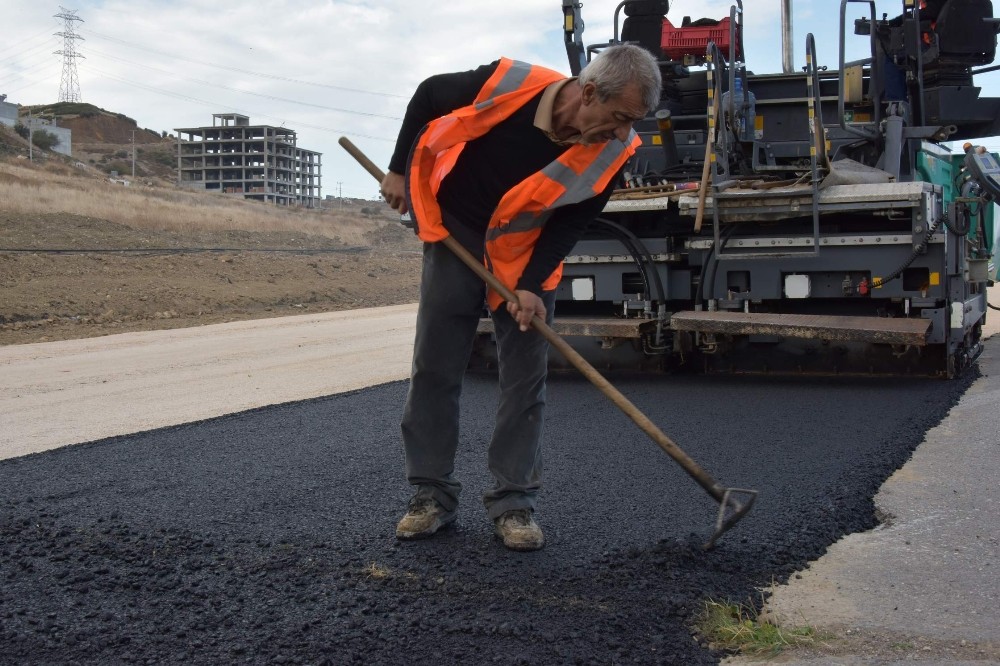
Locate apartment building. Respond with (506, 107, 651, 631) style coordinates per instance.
(175, 113, 321, 207)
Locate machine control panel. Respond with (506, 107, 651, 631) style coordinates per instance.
(964, 143, 1000, 201)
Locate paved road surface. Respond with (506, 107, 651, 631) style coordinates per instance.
(1, 292, 998, 664)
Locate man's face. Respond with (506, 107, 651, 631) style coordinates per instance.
(575, 81, 647, 145)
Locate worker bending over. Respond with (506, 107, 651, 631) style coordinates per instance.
(381, 44, 662, 551)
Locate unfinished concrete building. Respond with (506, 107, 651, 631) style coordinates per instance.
(175, 114, 321, 207)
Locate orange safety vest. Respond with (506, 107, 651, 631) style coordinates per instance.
(407, 57, 642, 311)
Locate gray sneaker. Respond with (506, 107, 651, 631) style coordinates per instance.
(395, 497, 456, 540)
(494, 508, 545, 551)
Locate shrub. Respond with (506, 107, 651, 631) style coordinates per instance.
(11, 123, 61, 150)
(32, 130, 60, 151)
(104, 160, 131, 176)
(151, 151, 176, 167)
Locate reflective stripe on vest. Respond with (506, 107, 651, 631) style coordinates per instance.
(475, 60, 533, 109)
(407, 58, 564, 243)
(483, 130, 641, 310)
(485, 133, 638, 243)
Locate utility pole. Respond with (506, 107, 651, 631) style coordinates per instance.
(28, 108, 33, 162)
(337, 181, 343, 207)
(131, 129, 136, 178)
(54, 7, 85, 103)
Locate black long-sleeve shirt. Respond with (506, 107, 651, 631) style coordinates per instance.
(388, 61, 619, 296)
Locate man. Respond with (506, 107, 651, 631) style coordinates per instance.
(380, 44, 661, 551)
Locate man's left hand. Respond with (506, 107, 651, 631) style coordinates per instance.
(506, 290, 545, 332)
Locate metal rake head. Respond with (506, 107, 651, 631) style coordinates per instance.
(703, 487, 758, 550)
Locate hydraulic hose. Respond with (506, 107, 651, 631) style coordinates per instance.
(946, 179, 983, 237)
(697, 224, 742, 307)
(876, 208, 998, 311)
(592, 217, 671, 349)
(590, 218, 653, 302)
(942, 205, 971, 236)
(870, 215, 944, 290)
(594, 217, 666, 305)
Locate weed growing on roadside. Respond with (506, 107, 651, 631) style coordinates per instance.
(696, 598, 816, 656)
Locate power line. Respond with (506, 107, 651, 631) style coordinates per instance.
(0, 46, 56, 74)
(0, 27, 55, 56)
(0, 36, 61, 66)
(85, 48, 403, 120)
(0, 59, 60, 90)
(86, 65, 395, 142)
(3, 67, 65, 97)
(83, 28, 408, 100)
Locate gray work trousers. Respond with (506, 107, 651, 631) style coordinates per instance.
(400, 236, 555, 520)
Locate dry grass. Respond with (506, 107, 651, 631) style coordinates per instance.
(0, 159, 391, 246)
(363, 562, 393, 580)
(360, 562, 423, 583)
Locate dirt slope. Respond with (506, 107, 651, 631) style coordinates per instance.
(57, 115, 161, 145)
(21, 103, 162, 144)
(0, 212, 422, 346)
(14, 102, 182, 180)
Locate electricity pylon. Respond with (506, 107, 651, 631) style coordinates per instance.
(54, 7, 85, 103)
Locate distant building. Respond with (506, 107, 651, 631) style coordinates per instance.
(23, 117, 73, 157)
(0, 97, 73, 157)
(0, 96, 17, 126)
(174, 113, 321, 207)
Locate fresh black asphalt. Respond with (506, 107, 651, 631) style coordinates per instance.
(0, 371, 974, 664)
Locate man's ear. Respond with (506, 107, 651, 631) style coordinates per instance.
(580, 82, 598, 106)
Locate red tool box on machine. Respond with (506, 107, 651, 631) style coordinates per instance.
(661, 17, 741, 61)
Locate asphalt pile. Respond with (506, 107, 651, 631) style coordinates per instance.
(0, 372, 972, 664)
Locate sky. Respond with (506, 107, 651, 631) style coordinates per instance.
(2, 1, 1000, 200)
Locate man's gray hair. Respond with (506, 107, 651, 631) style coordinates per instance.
(578, 44, 662, 113)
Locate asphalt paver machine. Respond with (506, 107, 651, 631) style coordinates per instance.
(475, 0, 1000, 377)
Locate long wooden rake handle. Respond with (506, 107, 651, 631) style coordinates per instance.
(338, 136, 757, 549)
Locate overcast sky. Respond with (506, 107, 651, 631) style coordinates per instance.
(3, 1, 999, 199)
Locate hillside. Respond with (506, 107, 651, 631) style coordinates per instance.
(0, 122, 31, 157)
(19, 102, 177, 180)
(0, 116, 422, 346)
(22, 102, 163, 143)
